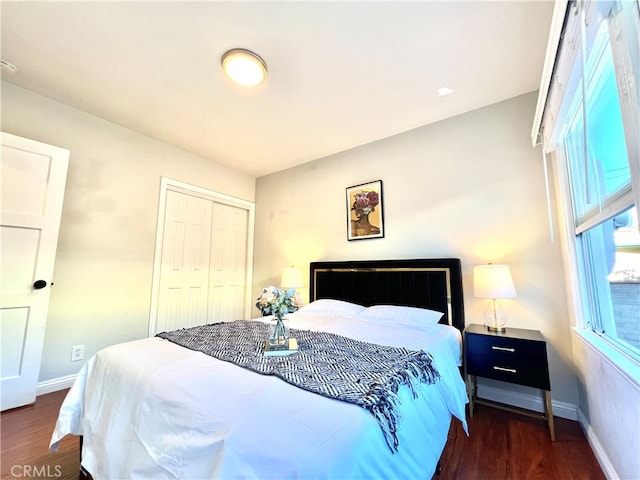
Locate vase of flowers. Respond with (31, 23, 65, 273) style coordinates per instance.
(256, 286, 303, 346)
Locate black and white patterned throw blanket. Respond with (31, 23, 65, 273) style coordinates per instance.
(156, 320, 440, 452)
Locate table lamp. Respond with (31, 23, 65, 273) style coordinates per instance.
(281, 267, 304, 289)
(473, 264, 517, 332)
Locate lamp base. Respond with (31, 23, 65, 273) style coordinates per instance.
(486, 325, 506, 333)
(483, 299, 508, 333)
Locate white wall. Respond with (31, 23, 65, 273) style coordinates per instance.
(254, 92, 578, 409)
(573, 334, 640, 479)
(1, 81, 255, 382)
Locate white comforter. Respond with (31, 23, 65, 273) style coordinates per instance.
(50, 313, 468, 479)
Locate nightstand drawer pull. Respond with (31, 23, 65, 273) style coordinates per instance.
(492, 346, 515, 352)
(493, 366, 517, 373)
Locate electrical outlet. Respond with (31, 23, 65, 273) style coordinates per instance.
(71, 344, 84, 362)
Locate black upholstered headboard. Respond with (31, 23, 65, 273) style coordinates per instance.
(309, 258, 465, 333)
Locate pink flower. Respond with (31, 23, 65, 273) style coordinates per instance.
(352, 190, 379, 217)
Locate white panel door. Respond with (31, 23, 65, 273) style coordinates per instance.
(1, 132, 69, 411)
(156, 190, 213, 331)
(210, 202, 249, 323)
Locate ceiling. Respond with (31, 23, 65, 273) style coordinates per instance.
(0, 1, 554, 177)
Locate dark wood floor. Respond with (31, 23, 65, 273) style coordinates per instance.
(1, 389, 605, 480)
(1, 390, 79, 480)
(439, 405, 606, 480)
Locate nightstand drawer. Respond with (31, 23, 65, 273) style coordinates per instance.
(466, 352, 550, 390)
(466, 333, 545, 359)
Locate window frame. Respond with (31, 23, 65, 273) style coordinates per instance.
(540, 0, 640, 372)
(553, 145, 640, 367)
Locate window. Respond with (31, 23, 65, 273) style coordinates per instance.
(541, 1, 640, 360)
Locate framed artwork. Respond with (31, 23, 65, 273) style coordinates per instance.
(346, 180, 384, 241)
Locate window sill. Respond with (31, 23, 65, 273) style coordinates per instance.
(572, 327, 640, 388)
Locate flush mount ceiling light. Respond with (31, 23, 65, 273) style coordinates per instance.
(0, 59, 18, 74)
(221, 48, 267, 87)
(437, 86, 454, 97)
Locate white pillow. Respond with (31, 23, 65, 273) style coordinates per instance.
(355, 305, 444, 330)
(298, 299, 366, 317)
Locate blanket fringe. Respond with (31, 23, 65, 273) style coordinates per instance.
(366, 351, 440, 452)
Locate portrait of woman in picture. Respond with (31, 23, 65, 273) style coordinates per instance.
(346, 180, 384, 241)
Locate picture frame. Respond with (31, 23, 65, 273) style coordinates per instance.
(346, 180, 384, 241)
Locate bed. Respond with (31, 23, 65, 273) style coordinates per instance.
(50, 258, 468, 479)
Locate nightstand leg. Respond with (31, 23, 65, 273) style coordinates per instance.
(543, 390, 555, 441)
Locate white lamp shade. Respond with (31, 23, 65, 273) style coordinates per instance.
(473, 264, 517, 299)
(281, 267, 304, 289)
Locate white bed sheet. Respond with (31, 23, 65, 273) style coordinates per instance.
(50, 313, 468, 479)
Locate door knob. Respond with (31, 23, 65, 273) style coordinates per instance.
(33, 280, 48, 290)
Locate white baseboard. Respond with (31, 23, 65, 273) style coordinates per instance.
(476, 383, 578, 420)
(577, 408, 619, 480)
(37, 374, 77, 396)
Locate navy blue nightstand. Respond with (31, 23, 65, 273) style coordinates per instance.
(464, 323, 555, 441)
